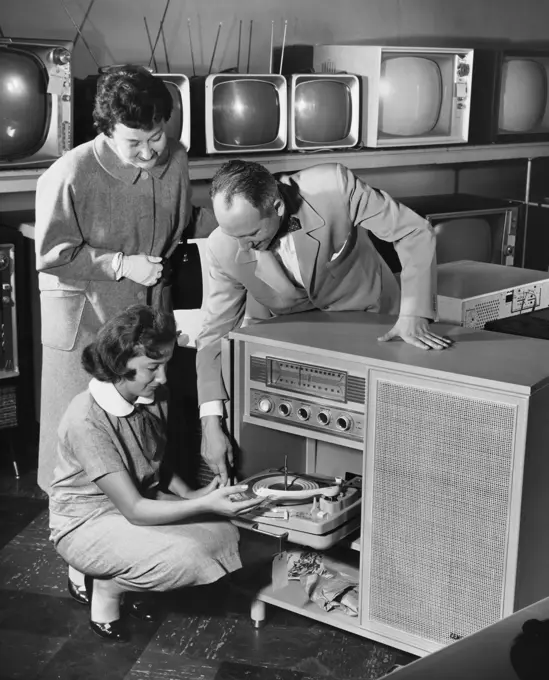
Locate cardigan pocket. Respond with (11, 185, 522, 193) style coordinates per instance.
(40, 290, 87, 351)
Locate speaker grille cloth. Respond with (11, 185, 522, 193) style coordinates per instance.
(369, 380, 516, 645)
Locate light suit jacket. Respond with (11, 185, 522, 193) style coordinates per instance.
(196, 163, 437, 404)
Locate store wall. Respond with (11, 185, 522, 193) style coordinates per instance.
(3, 0, 549, 79)
(1, 0, 547, 208)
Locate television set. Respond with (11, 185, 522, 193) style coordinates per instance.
(0, 37, 73, 170)
(158, 74, 191, 150)
(311, 45, 474, 148)
(370, 194, 521, 274)
(469, 49, 549, 144)
(73, 69, 191, 150)
(190, 73, 287, 155)
(287, 73, 361, 151)
(0, 223, 35, 432)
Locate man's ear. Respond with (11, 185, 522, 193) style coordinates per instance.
(274, 198, 285, 217)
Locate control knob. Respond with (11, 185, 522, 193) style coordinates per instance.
(0, 253, 9, 271)
(297, 406, 311, 421)
(278, 401, 292, 417)
(336, 415, 353, 432)
(317, 410, 331, 426)
(257, 397, 273, 414)
(52, 48, 71, 65)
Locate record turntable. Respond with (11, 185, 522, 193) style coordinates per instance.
(231, 468, 362, 550)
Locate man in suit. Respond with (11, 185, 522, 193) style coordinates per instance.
(196, 159, 451, 483)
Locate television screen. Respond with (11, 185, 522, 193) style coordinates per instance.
(296, 80, 350, 142)
(433, 217, 493, 264)
(213, 79, 280, 147)
(0, 50, 48, 159)
(193, 73, 287, 154)
(164, 82, 183, 139)
(288, 73, 360, 150)
(0, 37, 72, 169)
(153, 74, 190, 150)
(470, 49, 549, 143)
(369, 195, 519, 272)
(499, 57, 549, 134)
(379, 57, 442, 137)
(311, 45, 473, 148)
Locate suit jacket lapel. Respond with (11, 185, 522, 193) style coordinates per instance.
(235, 248, 296, 296)
(291, 198, 325, 292)
(233, 192, 325, 296)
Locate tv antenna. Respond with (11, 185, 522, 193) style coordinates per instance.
(269, 21, 274, 74)
(143, 17, 158, 72)
(187, 18, 196, 77)
(279, 19, 288, 75)
(208, 21, 223, 75)
(246, 20, 253, 74)
(72, 0, 96, 50)
(59, 0, 100, 69)
(236, 19, 242, 72)
(147, 0, 172, 69)
(161, 25, 171, 73)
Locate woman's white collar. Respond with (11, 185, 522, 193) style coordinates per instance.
(89, 378, 154, 417)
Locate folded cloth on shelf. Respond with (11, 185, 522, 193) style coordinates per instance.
(285, 549, 359, 617)
(302, 572, 359, 616)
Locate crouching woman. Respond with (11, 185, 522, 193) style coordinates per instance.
(48, 304, 261, 641)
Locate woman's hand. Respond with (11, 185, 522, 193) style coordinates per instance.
(200, 484, 263, 517)
(184, 476, 222, 499)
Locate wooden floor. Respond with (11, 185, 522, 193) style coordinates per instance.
(0, 458, 415, 680)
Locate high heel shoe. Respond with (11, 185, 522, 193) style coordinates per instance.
(90, 619, 129, 642)
(126, 598, 159, 623)
(68, 577, 90, 606)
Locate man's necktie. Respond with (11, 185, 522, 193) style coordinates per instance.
(286, 216, 302, 234)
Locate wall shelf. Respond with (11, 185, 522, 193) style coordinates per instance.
(2, 142, 549, 195)
(187, 142, 549, 180)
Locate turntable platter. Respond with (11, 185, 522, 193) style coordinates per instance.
(231, 469, 362, 549)
(246, 472, 341, 504)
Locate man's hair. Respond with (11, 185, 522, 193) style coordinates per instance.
(81, 304, 177, 383)
(210, 160, 279, 216)
(93, 64, 173, 136)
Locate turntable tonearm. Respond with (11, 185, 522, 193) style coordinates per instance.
(231, 469, 362, 550)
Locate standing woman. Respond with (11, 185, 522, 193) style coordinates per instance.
(34, 63, 216, 602)
(49, 305, 260, 641)
(35, 66, 215, 497)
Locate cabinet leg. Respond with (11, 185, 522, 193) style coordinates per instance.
(250, 598, 266, 628)
(7, 432, 20, 479)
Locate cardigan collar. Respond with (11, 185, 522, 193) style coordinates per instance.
(93, 133, 171, 185)
(89, 378, 154, 417)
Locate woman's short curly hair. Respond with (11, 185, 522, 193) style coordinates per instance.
(93, 64, 173, 136)
(82, 304, 177, 383)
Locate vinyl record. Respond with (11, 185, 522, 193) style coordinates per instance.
(240, 470, 339, 506)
